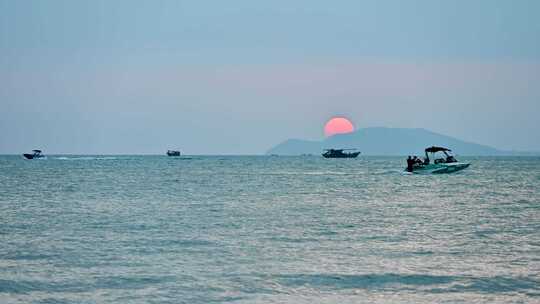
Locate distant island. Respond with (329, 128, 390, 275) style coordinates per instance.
(267, 127, 537, 156)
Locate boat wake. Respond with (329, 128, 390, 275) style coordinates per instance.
(371, 169, 405, 175)
(55, 156, 118, 161)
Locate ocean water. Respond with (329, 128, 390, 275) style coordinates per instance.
(1, 155, 539, 303)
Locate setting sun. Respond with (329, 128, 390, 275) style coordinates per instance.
(324, 117, 355, 137)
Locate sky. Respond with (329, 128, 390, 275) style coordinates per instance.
(1, 0, 539, 154)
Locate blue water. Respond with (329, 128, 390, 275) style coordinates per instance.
(1, 155, 539, 303)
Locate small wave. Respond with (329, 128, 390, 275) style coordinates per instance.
(371, 169, 404, 175)
(93, 275, 177, 290)
(55, 156, 117, 161)
(263, 171, 357, 176)
(266, 236, 319, 243)
(0, 279, 84, 293)
(2, 253, 57, 261)
(272, 273, 540, 294)
(274, 273, 454, 290)
(0, 275, 177, 294)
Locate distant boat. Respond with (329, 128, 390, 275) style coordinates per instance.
(406, 146, 470, 174)
(322, 149, 360, 158)
(166, 150, 181, 157)
(23, 150, 44, 160)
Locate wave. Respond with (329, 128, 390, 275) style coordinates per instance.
(371, 169, 405, 175)
(0, 275, 177, 293)
(55, 156, 117, 161)
(262, 171, 358, 176)
(272, 273, 540, 294)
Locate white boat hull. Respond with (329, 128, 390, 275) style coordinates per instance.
(412, 162, 470, 174)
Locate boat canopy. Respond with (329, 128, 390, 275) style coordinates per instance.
(32, 150, 42, 153)
(425, 146, 451, 153)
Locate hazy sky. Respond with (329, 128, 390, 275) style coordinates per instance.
(1, 0, 539, 154)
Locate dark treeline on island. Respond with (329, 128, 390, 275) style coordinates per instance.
(267, 127, 536, 156)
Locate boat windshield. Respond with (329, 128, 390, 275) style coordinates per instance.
(430, 151, 457, 164)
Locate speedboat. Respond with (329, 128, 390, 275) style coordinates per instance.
(406, 146, 470, 174)
(23, 150, 45, 160)
(166, 150, 181, 156)
(322, 149, 360, 158)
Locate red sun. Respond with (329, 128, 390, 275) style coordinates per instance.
(324, 117, 355, 137)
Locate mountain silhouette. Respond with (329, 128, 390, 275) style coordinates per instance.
(267, 127, 507, 156)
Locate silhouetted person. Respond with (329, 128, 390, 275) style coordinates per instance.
(406, 156, 413, 172)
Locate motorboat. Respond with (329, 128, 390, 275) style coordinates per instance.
(166, 150, 181, 156)
(322, 149, 360, 158)
(406, 146, 470, 174)
(23, 150, 45, 160)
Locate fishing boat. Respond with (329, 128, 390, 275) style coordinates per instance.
(166, 150, 181, 157)
(406, 146, 470, 174)
(22, 150, 44, 160)
(322, 149, 360, 158)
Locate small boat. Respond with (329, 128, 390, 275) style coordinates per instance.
(406, 146, 470, 174)
(166, 150, 181, 157)
(322, 149, 360, 158)
(23, 150, 44, 160)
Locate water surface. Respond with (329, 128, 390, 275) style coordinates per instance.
(1, 155, 539, 303)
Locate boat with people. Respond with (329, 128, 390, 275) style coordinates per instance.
(406, 146, 470, 174)
(322, 149, 360, 158)
(22, 150, 45, 160)
(166, 150, 181, 156)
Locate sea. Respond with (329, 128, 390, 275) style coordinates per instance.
(1, 155, 539, 303)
